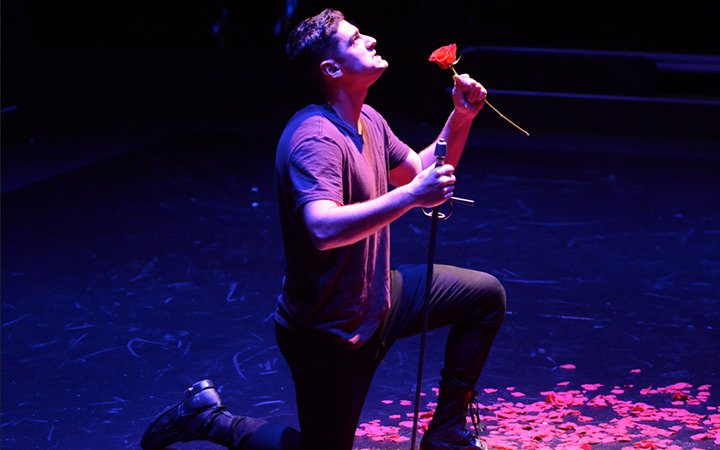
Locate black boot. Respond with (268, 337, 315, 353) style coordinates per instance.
(142, 379, 226, 450)
(420, 381, 488, 450)
(142, 379, 267, 450)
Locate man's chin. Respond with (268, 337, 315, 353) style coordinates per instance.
(373, 54, 388, 67)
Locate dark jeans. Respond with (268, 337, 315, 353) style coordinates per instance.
(274, 264, 506, 450)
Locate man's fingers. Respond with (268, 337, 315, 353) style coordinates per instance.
(435, 163, 455, 175)
(453, 74, 487, 103)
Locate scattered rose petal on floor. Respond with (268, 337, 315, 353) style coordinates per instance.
(690, 432, 712, 441)
(355, 375, 717, 449)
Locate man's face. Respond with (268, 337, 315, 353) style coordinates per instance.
(328, 20, 388, 82)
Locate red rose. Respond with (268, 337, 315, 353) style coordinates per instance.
(428, 41, 529, 135)
(428, 43, 458, 69)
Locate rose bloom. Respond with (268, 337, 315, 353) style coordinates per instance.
(428, 43, 457, 69)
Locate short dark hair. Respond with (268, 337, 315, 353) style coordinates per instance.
(285, 9, 345, 100)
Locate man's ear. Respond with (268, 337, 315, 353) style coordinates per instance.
(320, 60, 342, 79)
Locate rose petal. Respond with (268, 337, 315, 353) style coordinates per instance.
(428, 44, 458, 69)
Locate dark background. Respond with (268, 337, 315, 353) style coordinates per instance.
(3, 0, 720, 163)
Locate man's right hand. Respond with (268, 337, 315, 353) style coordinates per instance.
(407, 164, 456, 208)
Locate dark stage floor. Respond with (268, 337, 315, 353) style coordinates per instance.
(2, 111, 719, 449)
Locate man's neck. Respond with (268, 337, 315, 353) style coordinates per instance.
(327, 89, 367, 134)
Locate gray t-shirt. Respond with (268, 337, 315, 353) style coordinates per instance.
(274, 103, 411, 348)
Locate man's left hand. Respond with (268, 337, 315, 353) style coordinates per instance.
(452, 74, 487, 117)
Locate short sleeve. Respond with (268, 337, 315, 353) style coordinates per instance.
(288, 135, 345, 211)
(385, 124, 411, 169)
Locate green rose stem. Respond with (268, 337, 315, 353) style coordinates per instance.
(450, 65, 530, 136)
